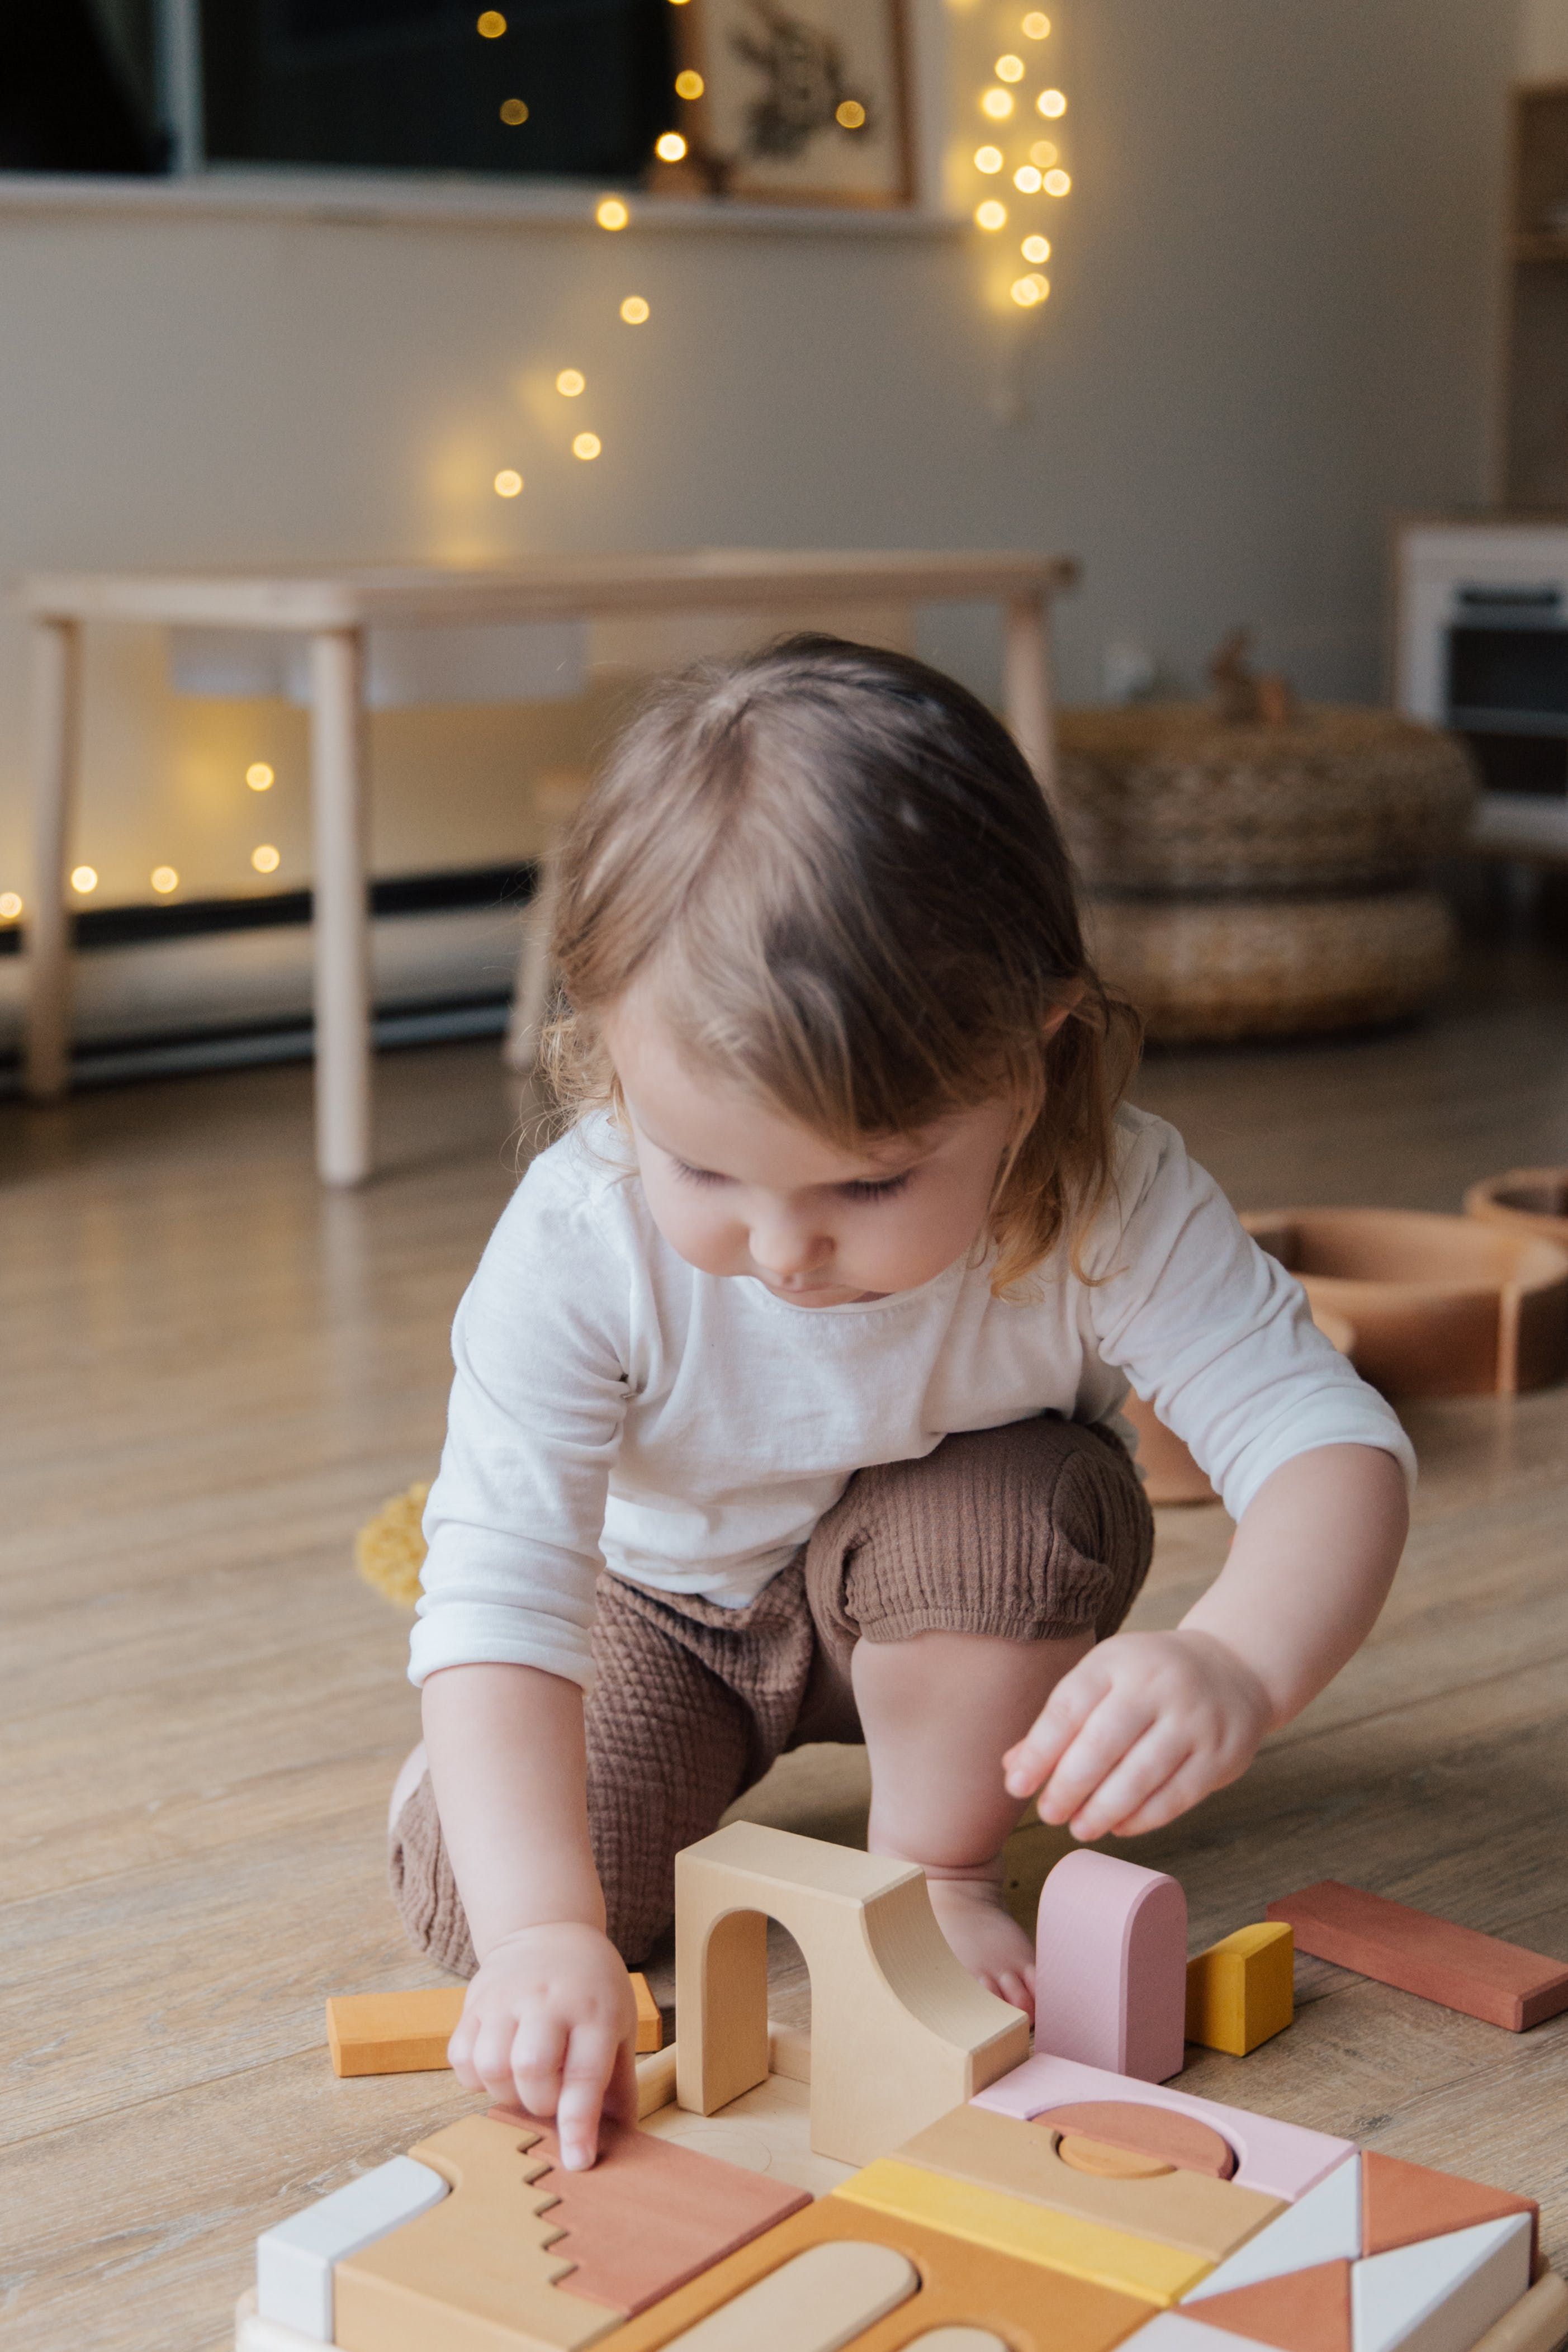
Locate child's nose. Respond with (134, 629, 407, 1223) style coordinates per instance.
(749, 1216, 831, 1280)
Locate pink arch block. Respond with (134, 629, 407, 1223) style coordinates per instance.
(1035, 1849, 1188, 2082)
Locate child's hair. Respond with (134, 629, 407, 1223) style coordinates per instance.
(546, 633, 1141, 1293)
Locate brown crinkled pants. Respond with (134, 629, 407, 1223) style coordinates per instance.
(389, 1412, 1152, 1972)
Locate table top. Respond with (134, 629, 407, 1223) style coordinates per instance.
(18, 548, 1078, 631)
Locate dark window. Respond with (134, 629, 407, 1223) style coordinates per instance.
(201, 0, 673, 180)
(0, 1, 164, 173)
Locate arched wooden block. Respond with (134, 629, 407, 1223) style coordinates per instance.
(1035, 1849, 1188, 2083)
(674, 1823, 1030, 2168)
(1465, 1168, 1568, 1249)
(1240, 1209, 1568, 1398)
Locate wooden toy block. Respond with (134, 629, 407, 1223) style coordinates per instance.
(832, 2156, 1212, 2304)
(1360, 2152, 1538, 2264)
(902, 2334, 1014, 2350)
(589, 2185, 1157, 2352)
(895, 2102, 1284, 2263)
(325, 1986, 466, 2076)
(1190, 2261, 1352, 2352)
(484, 2106, 811, 2315)
(1265, 1883, 1568, 2032)
(973, 2058, 1356, 2204)
(1186, 2159, 1361, 2299)
(1035, 1850, 1188, 2083)
(673, 1822, 1029, 2166)
(1466, 1168, 1568, 1250)
(236, 2291, 330, 2351)
(633, 1974, 663, 2055)
(1466, 2271, 1568, 2352)
(332, 2114, 621, 2352)
(1128, 2317, 1286, 2352)
(1186, 1926, 1295, 2057)
(1351, 2215, 1533, 2352)
(1040, 2103, 1237, 2181)
(641, 2239, 918, 2350)
(256, 2156, 449, 2341)
(637, 2045, 679, 2118)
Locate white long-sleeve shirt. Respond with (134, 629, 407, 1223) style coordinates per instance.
(410, 1106, 1414, 1691)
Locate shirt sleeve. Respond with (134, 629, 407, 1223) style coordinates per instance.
(408, 1160, 631, 1692)
(1083, 1115, 1416, 1521)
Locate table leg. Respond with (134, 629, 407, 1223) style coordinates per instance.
(1002, 593, 1058, 808)
(309, 628, 372, 1186)
(23, 618, 84, 1100)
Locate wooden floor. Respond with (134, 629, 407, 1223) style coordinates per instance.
(5, 926, 1568, 2352)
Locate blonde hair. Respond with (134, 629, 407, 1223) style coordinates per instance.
(546, 634, 1141, 1293)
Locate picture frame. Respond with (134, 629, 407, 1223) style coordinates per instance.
(667, 0, 913, 209)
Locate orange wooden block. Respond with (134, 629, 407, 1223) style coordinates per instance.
(1190, 2259, 1353, 2352)
(590, 2183, 1156, 2352)
(485, 2105, 809, 2314)
(1361, 2151, 1539, 2265)
(1035, 2104, 1237, 2181)
(1267, 1882, 1568, 2032)
(325, 1986, 466, 2077)
(633, 1974, 663, 2056)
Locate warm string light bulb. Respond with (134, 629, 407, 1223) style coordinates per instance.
(980, 86, 1013, 120)
(994, 53, 1024, 81)
(71, 865, 98, 893)
(556, 368, 586, 396)
(1044, 167, 1071, 195)
(494, 468, 523, 497)
(151, 866, 179, 895)
(1038, 87, 1067, 116)
(246, 761, 274, 791)
(595, 196, 629, 229)
(674, 68, 703, 98)
(1014, 164, 1041, 192)
(499, 98, 528, 125)
(1011, 273, 1050, 306)
(974, 145, 1003, 174)
(974, 199, 1007, 230)
(1022, 10, 1051, 34)
(1031, 139, 1058, 166)
(655, 131, 688, 161)
(572, 432, 601, 460)
(1021, 233, 1050, 262)
(252, 845, 281, 874)
(619, 295, 650, 323)
(476, 8, 506, 34)
(835, 99, 866, 128)
(0, 890, 21, 920)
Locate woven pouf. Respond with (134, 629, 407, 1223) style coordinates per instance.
(1059, 703, 1476, 1041)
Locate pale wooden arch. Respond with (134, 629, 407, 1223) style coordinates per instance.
(674, 1823, 1031, 2168)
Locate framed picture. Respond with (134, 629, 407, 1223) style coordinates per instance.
(670, 0, 913, 209)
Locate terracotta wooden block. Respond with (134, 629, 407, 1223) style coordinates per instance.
(332, 2114, 620, 2352)
(325, 1986, 466, 2077)
(833, 2156, 1211, 2305)
(1186, 2159, 1361, 2299)
(256, 2157, 449, 2341)
(1464, 1168, 1568, 1251)
(1186, 1926, 1295, 2057)
(1360, 2152, 1538, 2265)
(1266, 1882, 1568, 2032)
(674, 1823, 1029, 2166)
(1036, 1851, 1188, 2083)
(1351, 2215, 1533, 2352)
(1238, 1208, 1568, 1398)
(973, 2057, 1356, 2203)
(651, 2239, 917, 2350)
(588, 2186, 1157, 2352)
(1039, 2103, 1237, 2181)
(896, 2102, 1283, 2263)
(484, 2106, 810, 2315)
(1192, 2261, 1352, 2352)
(1465, 2271, 1568, 2352)
(633, 1974, 663, 2056)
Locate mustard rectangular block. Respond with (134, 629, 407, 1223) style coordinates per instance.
(326, 1987, 466, 2077)
(1185, 1923, 1294, 2057)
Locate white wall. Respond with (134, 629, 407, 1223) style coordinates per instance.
(0, 0, 1520, 919)
(1520, 0, 1568, 77)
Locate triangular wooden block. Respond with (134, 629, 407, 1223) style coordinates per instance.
(1195, 2260, 1353, 2352)
(1188, 2160, 1361, 2299)
(1352, 2215, 1533, 2352)
(1361, 2154, 1538, 2260)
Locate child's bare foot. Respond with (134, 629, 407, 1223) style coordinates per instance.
(925, 1873, 1036, 2018)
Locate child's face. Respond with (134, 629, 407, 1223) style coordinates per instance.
(603, 992, 1017, 1307)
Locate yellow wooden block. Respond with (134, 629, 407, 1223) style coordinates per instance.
(326, 1986, 466, 2077)
(633, 1973, 663, 2055)
(1185, 1923, 1295, 2057)
(829, 2158, 1211, 2306)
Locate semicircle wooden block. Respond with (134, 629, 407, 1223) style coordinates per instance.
(1035, 1850, 1188, 2082)
(674, 1823, 1030, 2168)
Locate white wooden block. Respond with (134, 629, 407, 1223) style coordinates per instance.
(236, 2290, 326, 2351)
(1353, 2216, 1534, 2352)
(1187, 2156, 1362, 2300)
(661, 2239, 918, 2350)
(255, 2155, 448, 2341)
(1120, 2315, 1278, 2352)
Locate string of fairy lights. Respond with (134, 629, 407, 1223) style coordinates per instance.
(0, 4, 1068, 923)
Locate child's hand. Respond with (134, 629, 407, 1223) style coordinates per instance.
(447, 1920, 639, 2171)
(1001, 1629, 1273, 1842)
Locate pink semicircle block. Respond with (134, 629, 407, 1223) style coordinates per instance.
(1035, 1848, 1188, 2083)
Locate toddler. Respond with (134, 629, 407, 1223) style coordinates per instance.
(389, 636, 1411, 2171)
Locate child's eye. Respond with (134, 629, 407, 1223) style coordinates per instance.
(671, 1159, 728, 1187)
(840, 1172, 913, 1202)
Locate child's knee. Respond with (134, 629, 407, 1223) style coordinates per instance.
(387, 1767, 477, 1977)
